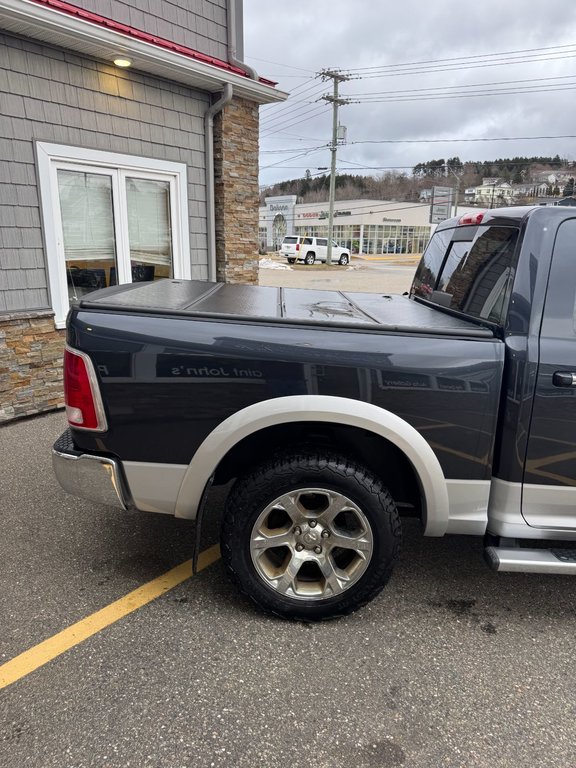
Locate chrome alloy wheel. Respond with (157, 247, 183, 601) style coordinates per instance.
(249, 488, 374, 600)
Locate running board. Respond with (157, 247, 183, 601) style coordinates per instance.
(485, 546, 576, 574)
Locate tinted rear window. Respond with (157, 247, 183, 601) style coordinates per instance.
(411, 225, 519, 325)
(283, 237, 298, 244)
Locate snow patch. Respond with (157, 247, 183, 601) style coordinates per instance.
(259, 258, 292, 270)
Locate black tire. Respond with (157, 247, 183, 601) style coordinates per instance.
(304, 252, 315, 265)
(339, 254, 350, 266)
(221, 451, 401, 621)
(287, 258, 295, 264)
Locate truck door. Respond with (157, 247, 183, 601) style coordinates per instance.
(523, 217, 576, 529)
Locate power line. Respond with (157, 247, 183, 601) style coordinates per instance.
(356, 83, 576, 103)
(298, 79, 576, 106)
(347, 134, 576, 145)
(260, 146, 327, 170)
(335, 158, 567, 170)
(268, 153, 564, 177)
(259, 91, 326, 129)
(259, 162, 563, 171)
(260, 84, 324, 116)
(246, 55, 316, 75)
(260, 94, 326, 129)
(260, 133, 329, 143)
(260, 130, 329, 141)
(355, 52, 576, 80)
(261, 75, 319, 99)
(260, 134, 576, 160)
(344, 73, 576, 97)
(261, 105, 332, 138)
(260, 76, 576, 143)
(260, 145, 326, 154)
(261, 70, 576, 148)
(259, 79, 324, 120)
(260, 148, 574, 170)
(348, 43, 576, 72)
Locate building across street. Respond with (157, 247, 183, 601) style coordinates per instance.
(260, 195, 448, 256)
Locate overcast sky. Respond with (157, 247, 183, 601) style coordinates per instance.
(243, 0, 576, 188)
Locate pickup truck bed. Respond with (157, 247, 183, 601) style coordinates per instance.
(80, 280, 492, 338)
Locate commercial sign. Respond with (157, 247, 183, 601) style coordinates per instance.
(300, 210, 353, 220)
(430, 186, 454, 223)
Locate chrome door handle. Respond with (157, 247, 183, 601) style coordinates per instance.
(552, 371, 576, 387)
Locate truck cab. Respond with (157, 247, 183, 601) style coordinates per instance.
(413, 206, 576, 559)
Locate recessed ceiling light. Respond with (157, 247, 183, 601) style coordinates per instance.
(113, 57, 132, 68)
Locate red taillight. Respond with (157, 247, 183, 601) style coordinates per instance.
(296, 243, 300, 251)
(64, 347, 107, 431)
(459, 211, 485, 226)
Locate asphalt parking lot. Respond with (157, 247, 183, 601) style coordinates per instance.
(2, 411, 576, 768)
(258, 255, 419, 295)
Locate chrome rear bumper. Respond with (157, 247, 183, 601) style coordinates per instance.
(52, 429, 130, 510)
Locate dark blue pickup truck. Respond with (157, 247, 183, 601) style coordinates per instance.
(53, 206, 576, 620)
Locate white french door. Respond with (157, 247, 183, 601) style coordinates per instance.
(37, 143, 190, 327)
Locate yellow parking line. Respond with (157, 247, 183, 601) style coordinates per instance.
(0, 544, 221, 690)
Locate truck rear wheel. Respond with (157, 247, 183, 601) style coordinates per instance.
(304, 252, 315, 265)
(221, 451, 401, 621)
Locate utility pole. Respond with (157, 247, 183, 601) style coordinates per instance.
(453, 178, 460, 217)
(444, 162, 461, 218)
(320, 70, 351, 264)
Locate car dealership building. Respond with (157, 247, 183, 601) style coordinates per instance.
(259, 196, 437, 256)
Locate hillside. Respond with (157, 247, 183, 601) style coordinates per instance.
(260, 155, 573, 205)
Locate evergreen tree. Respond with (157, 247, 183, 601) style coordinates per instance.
(512, 168, 523, 183)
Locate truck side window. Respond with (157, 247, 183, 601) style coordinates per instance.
(413, 225, 519, 325)
(439, 227, 518, 324)
(411, 229, 452, 298)
(541, 218, 576, 339)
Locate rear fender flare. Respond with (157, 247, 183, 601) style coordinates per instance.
(174, 395, 449, 535)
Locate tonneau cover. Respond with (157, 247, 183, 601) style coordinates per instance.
(79, 279, 493, 338)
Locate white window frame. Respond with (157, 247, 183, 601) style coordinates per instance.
(37, 142, 191, 328)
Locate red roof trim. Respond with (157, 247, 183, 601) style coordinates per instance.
(26, 0, 277, 86)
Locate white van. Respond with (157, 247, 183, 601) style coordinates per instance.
(280, 236, 350, 266)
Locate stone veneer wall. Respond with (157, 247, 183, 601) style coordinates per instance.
(213, 96, 260, 284)
(0, 312, 65, 422)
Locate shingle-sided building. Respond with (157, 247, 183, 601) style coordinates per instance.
(0, 0, 285, 421)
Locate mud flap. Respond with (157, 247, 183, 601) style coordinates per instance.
(192, 473, 214, 574)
